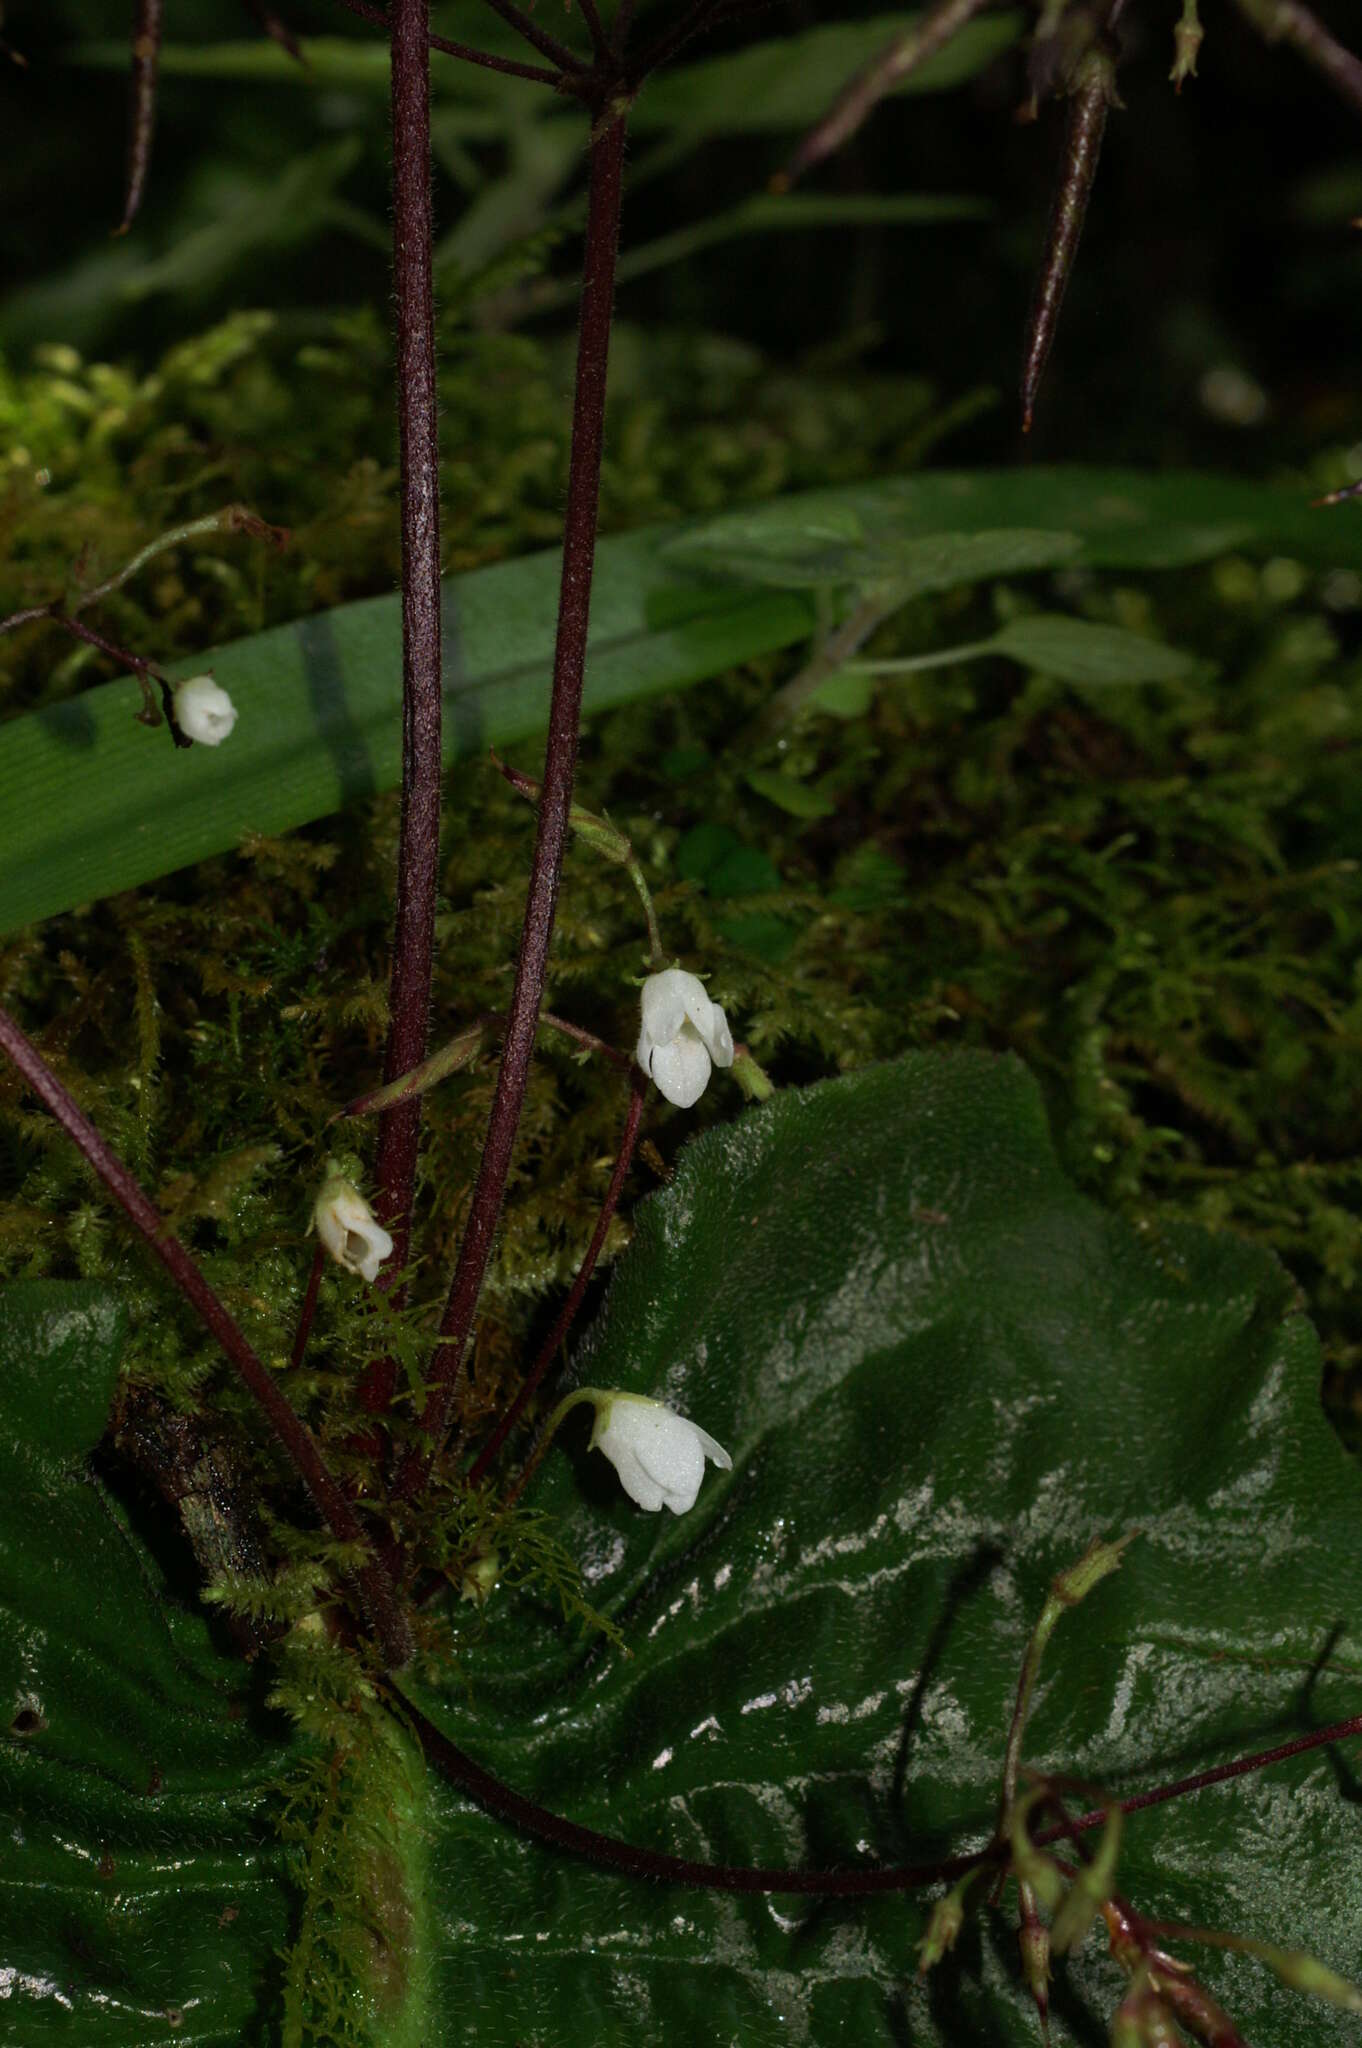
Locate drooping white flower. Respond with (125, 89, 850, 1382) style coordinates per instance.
(311, 1172, 393, 1284)
(173, 674, 238, 746)
(587, 1391, 731, 1514)
(636, 968, 734, 1109)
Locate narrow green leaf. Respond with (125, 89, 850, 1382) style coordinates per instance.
(0, 530, 814, 937)
(989, 612, 1199, 684)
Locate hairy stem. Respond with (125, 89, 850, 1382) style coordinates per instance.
(331, 0, 567, 85)
(0, 1003, 412, 1667)
(474, 0, 588, 72)
(779, 0, 996, 189)
(1021, 44, 1117, 433)
(466, 1070, 646, 1486)
(118, 0, 163, 233)
(1232, 0, 1362, 117)
(371, 0, 444, 1360)
(393, 107, 629, 1504)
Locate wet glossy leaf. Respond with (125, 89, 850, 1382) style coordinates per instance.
(415, 1051, 1362, 2046)
(0, 1281, 293, 2044)
(5, 1057, 1362, 2044)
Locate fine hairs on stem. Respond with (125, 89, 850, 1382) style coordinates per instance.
(393, 106, 630, 1505)
(369, 0, 444, 1370)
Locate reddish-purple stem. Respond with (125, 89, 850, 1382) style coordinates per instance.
(330, 0, 567, 85)
(575, 0, 610, 60)
(372, 0, 444, 1337)
(779, 0, 995, 190)
(0, 1003, 412, 1667)
(118, 0, 163, 233)
(473, 0, 588, 72)
(290, 1242, 327, 1371)
(239, 0, 306, 63)
(401, 1701, 1362, 1896)
(466, 1070, 645, 1486)
(393, 108, 629, 1505)
(631, 0, 727, 81)
(1021, 52, 1113, 433)
(46, 612, 167, 682)
(1235, 0, 1362, 118)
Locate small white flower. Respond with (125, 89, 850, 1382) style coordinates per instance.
(636, 967, 734, 1109)
(311, 1172, 393, 1284)
(588, 1391, 732, 1514)
(173, 674, 238, 746)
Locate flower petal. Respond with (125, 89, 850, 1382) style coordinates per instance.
(639, 968, 696, 1050)
(648, 1030, 712, 1109)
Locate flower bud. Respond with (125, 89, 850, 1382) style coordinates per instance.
(173, 674, 238, 746)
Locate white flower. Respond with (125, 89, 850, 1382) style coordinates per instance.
(311, 1172, 393, 1284)
(636, 968, 734, 1109)
(588, 1391, 732, 1514)
(173, 674, 238, 746)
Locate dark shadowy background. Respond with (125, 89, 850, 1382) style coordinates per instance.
(2, 2, 1361, 469)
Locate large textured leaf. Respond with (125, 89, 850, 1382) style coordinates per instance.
(0, 1282, 292, 2044)
(3, 469, 1355, 937)
(5, 1056, 1361, 2045)
(413, 1052, 1362, 2046)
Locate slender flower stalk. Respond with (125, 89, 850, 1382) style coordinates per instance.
(373, 0, 444, 1301)
(290, 1243, 327, 1371)
(467, 1072, 646, 1486)
(0, 1002, 412, 1667)
(394, 107, 630, 1504)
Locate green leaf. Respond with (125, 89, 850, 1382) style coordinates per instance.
(411, 1052, 1362, 2046)
(631, 11, 1026, 137)
(5, 468, 1354, 937)
(663, 465, 1357, 584)
(0, 528, 814, 938)
(810, 667, 877, 718)
(745, 766, 837, 818)
(0, 1281, 294, 2044)
(988, 612, 1200, 684)
(6, 1067, 1362, 2044)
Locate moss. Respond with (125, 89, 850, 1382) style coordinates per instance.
(4, 306, 1362, 2039)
